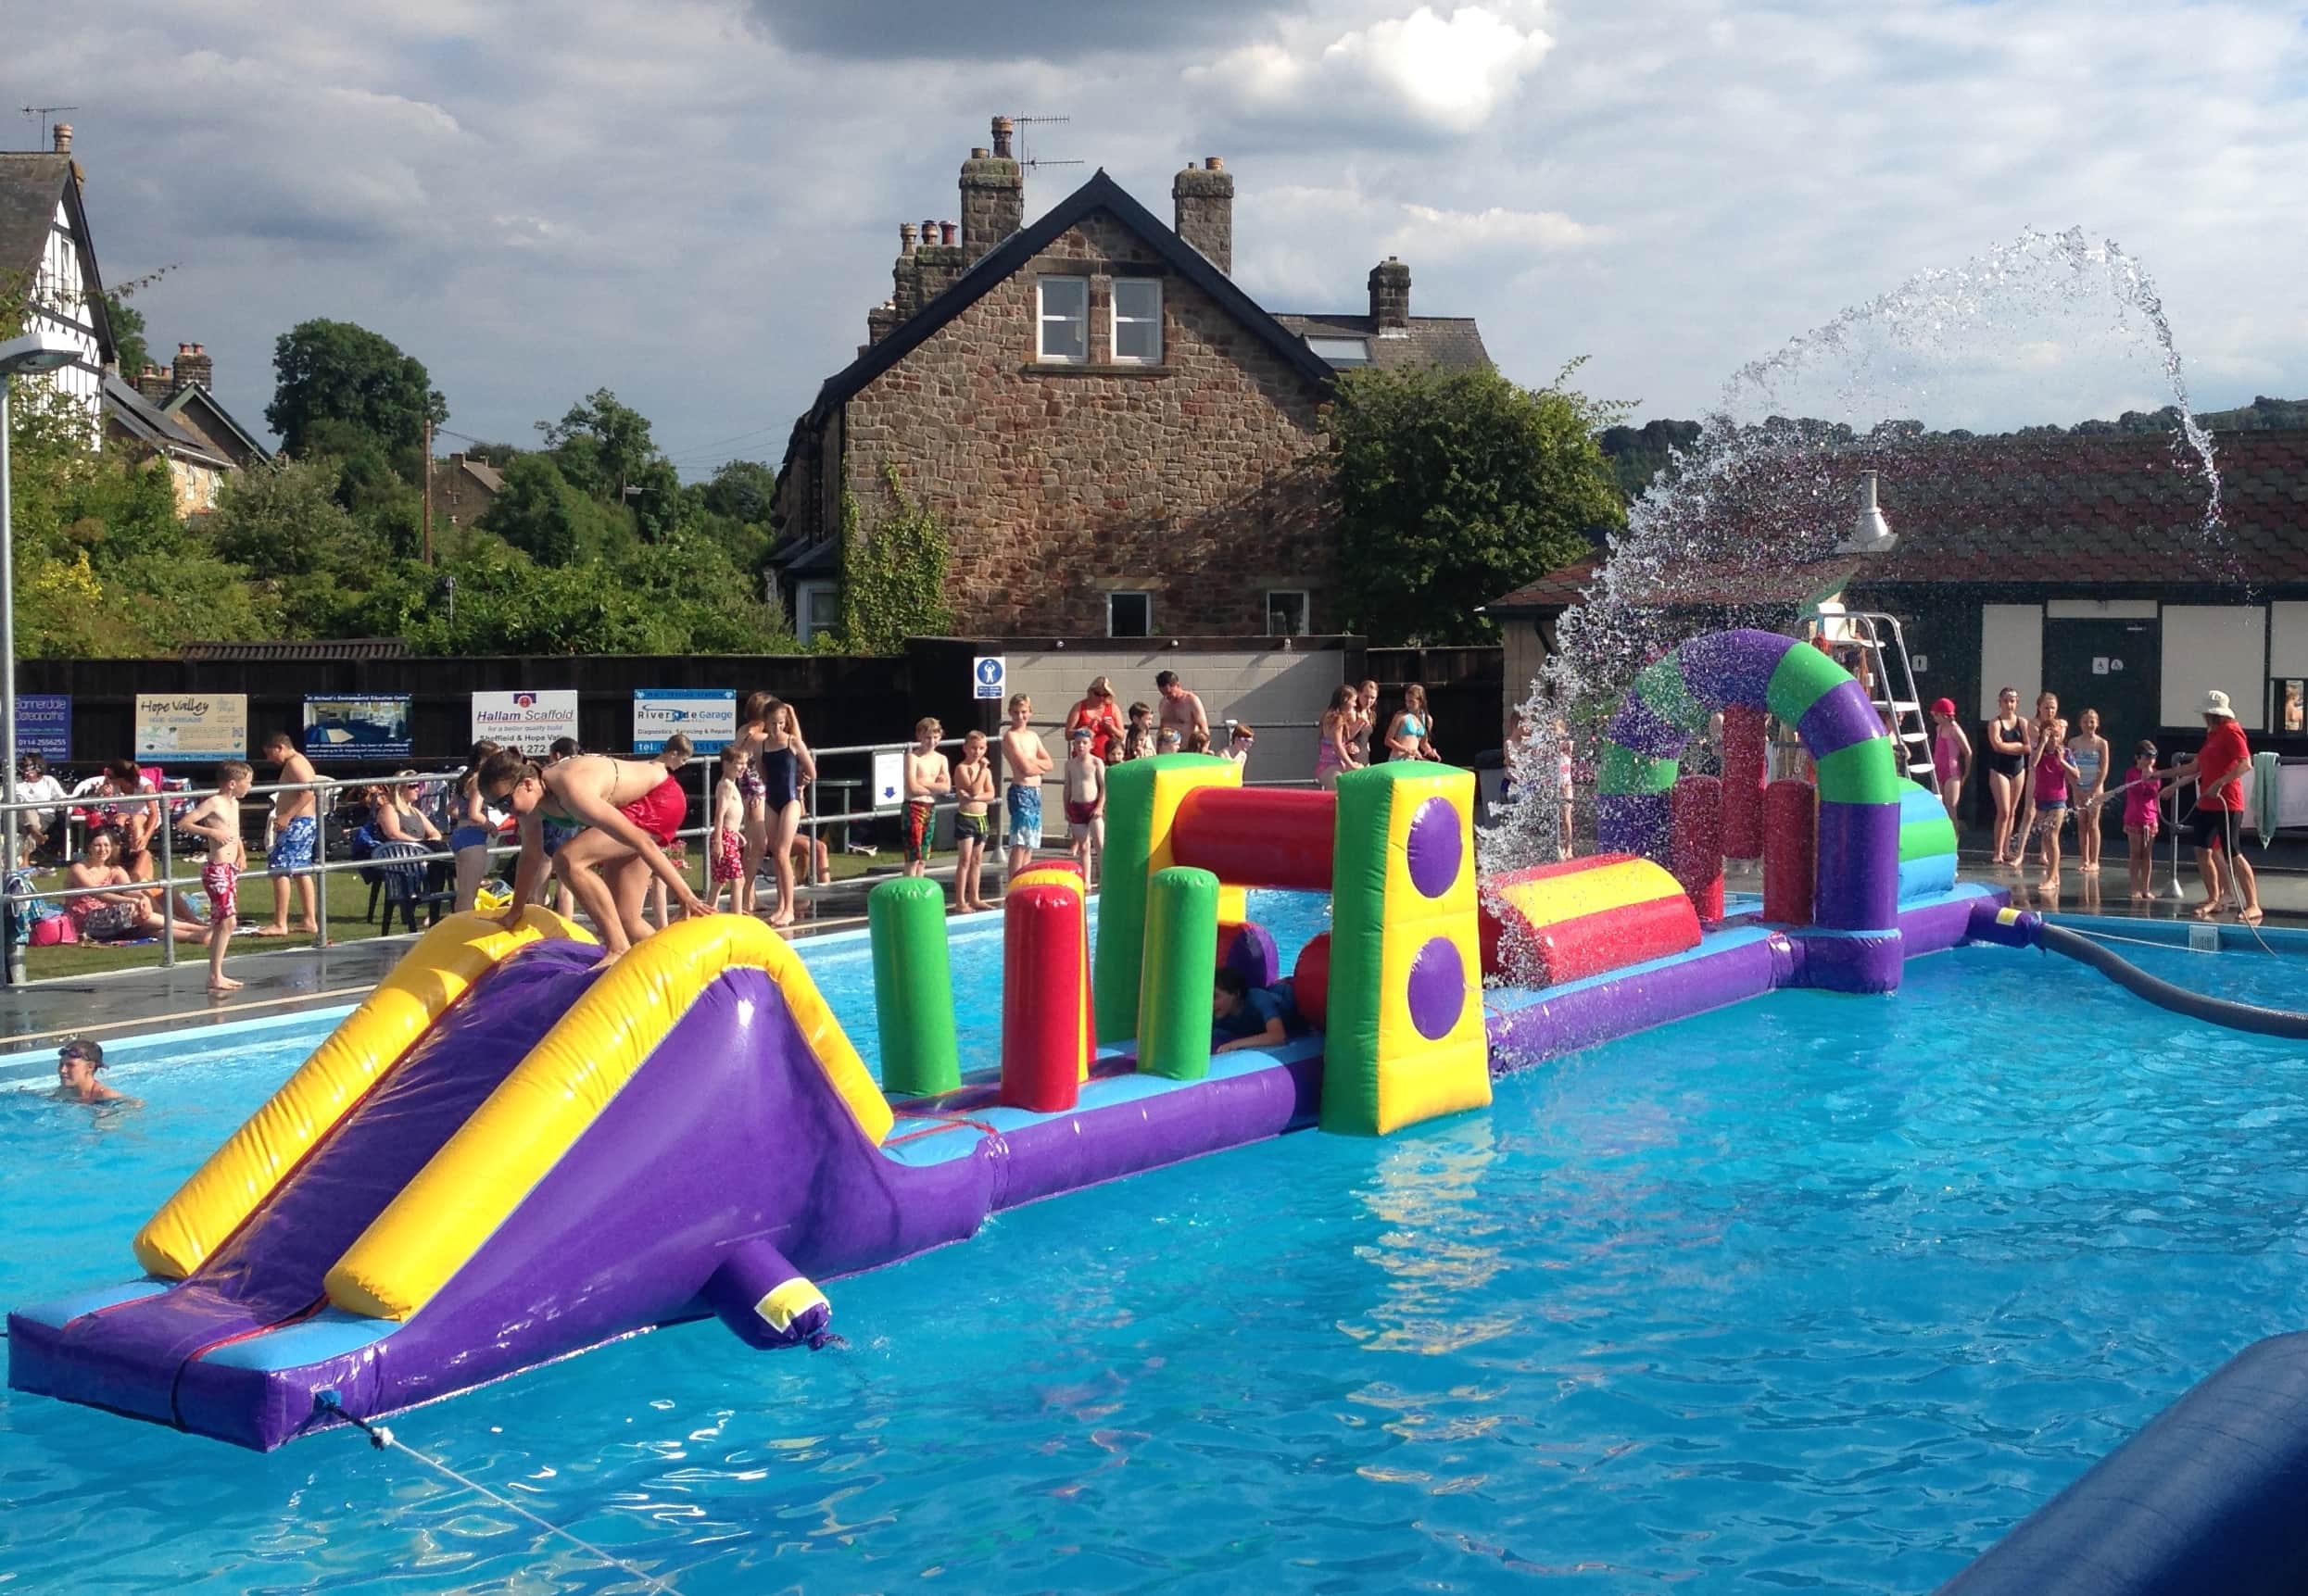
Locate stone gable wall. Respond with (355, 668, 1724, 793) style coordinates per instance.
(838, 210, 1337, 636)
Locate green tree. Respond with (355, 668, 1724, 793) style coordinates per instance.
(839, 466, 953, 653)
(267, 318, 447, 459)
(701, 459, 778, 523)
(104, 292, 150, 379)
(1326, 363, 1626, 645)
(208, 457, 362, 577)
(480, 454, 591, 567)
(539, 387, 659, 502)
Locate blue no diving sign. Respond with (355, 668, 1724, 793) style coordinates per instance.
(973, 656, 1006, 700)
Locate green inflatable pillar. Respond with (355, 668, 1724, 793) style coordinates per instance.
(868, 877, 959, 1097)
(1138, 866, 1218, 1082)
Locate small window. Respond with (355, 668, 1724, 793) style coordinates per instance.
(796, 579, 840, 645)
(1306, 336, 1372, 368)
(1112, 278, 1163, 364)
(1107, 591, 1153, 638)
(1038, 276, 1088, 362)
(1266, 590, 1309, 636)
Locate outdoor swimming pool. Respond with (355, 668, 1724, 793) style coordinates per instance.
(6, 900, 2307, 1592)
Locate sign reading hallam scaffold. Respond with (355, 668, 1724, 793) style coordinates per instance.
(303, 695, 413, 761)
(633, 689, 736, 754)
(134, 693, 249, 764)
(470, 690, 580, 755)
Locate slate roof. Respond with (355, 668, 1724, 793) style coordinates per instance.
(1271, 313, 1492, 372)
(159, 383, 271, 464)
(0, 153, 112, 355)
(103, 372, 233, 470)
(1485, 556, 1864, 616)
(1487, 426, 2308, 614)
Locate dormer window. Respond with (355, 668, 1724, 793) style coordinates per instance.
(1306, 336, 1371, 369)
(1037, 276, 1088, 362)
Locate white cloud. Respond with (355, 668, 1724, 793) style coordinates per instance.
(1389, 203, 1608, 256)
(1190, 4, 1555, 136)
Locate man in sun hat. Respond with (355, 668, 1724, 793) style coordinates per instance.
(55, 1038, 136, 1107)
(2150, 689, 2262, 924)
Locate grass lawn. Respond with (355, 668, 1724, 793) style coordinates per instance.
(19, 842, 931, 982)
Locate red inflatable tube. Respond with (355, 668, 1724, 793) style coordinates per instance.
(1170, 787, 1335, 892)
(1002, 884, 1084, 1112)
(1721, 704, 1768, 861)
(1763, 778, 1816, 926)
(1293, 933, 1331, 1030)
(1519, 893, 1704, 987)
(1670, 775, 1725, 924)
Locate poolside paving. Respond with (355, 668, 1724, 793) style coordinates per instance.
(6, 850, 2303, 1053)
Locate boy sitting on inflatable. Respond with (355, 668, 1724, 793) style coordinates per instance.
(1212, 969, 1308, 1055)
(479, 748, 705, 961)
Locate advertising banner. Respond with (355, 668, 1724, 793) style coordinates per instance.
(303, 694, 413, 761)
(632, 688, 736, 754)
(471, 690, 579, 755)
(14, 695, 69, 760)
(134, 693, 248, 764)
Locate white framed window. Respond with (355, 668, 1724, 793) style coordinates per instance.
(796, 579, 840, 645)
(1306, 336, 1371, 368)
(1107, 591, 1153, 638)
(1037, 276, 1089, 362)
(1266, 590, 1309, 636)
(1111, 278, 1163, 364)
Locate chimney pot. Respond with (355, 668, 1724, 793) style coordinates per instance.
(51, 122, 71, 156)
(179, 343, 195, 357)
(940, 220, 957, 246)
(901, 222, 918, 251)
(970, 146, 990, 160)
(922, 218, 938, 245)
(1204, 157, 1223, 171)
(991, 116, 1015, 158)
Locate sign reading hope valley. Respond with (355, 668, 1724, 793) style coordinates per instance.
(471, 690, 579, 754)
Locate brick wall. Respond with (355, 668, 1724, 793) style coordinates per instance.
(837, 209, 1337, 637)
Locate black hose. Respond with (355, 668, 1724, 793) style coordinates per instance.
(2037, 923, 2308, 1040)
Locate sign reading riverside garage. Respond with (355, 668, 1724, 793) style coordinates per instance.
(303, 695, 413, 762)
(135, 693, 249, 763)
(632, 689, 736, 754)
(471, 690, 579, 755)
(14, 695, 70, 760)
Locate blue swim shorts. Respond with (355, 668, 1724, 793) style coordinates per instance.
(269, 814, 317, 873)
(1006, 784, 1043, 849)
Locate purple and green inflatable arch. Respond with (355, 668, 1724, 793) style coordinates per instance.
(1596, 627, 1904, 992)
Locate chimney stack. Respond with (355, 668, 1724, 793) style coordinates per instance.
(173, 341, 213, 393)
(135, 363, 174, 405)
(51, 122, 72, 156)
(960, 116, 1026, 263)
(1368, 257, 1411, 331)
(1172, 157, 1233, 275)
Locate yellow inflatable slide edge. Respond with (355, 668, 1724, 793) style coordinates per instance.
(325, 913, 891, 1321)
(131, 907, 586, 1280)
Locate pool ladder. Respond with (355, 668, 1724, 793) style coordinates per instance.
(1835, 610, 1939, 794)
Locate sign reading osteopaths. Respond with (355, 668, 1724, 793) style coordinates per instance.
(302, 695, 413, 761)
(135, 693, 249, 763)
(471, 690, 579, 755)
(632, 688, 736, 754)
(14, 695, 70, 760)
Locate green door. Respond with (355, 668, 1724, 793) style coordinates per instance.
(2042, 615, 2162, 844)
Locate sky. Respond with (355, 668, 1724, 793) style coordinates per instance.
(16, 0, 2308, 477)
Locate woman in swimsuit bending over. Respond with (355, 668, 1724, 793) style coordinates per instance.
(1981, 687, 2028, 865)
(480, 748, 704, 961)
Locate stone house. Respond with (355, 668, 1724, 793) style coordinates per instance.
(772, 119, 1491, 642)
(428, 452, 506, 530)
(116, 342, 271, 514)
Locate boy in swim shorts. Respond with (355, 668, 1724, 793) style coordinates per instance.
(182, 760, 253, 995)
(258, 732, 321, 936)
(1063, 725, 1105, 886)
(952, 729, 995, 912)
(1002, 694, 1051, 878)
(903, 718, 951, 878)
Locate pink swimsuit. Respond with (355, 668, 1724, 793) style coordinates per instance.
(2122, 770, 2162, 833)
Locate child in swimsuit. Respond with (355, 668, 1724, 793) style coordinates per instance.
(2065, 709, 2110, 876)
(1002, 695, 1051, 877)
(182, 761, 252, 995)
(2030, 715, 2077, 889)
(1064, 726, 1105, 886)
(952, 730, 995, 912)
(2119, 739, 2163, 901)
(478, 748, 703, 961)
(1928, 698, 1971, 826)
(903, 717, 950, 880)
(708, 746, 747, 913)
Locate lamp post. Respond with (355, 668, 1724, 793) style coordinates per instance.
(0, 332, 81, 985)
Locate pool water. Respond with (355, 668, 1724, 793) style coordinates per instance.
(6, 908, 2307, 1592)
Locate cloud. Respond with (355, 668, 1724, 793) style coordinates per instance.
(744, 0, 1266, 62)
(1388, 203, 1608, 256)
(1191, 4, 1556, 137)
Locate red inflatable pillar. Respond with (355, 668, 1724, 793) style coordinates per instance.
(1002, 883, 1084, 1112)
(1762, 778, 1816, 926)
(1670, 775, 1725, 924)
(1293, 933, 1331, 1031)
(1721, 705, 1768, 861)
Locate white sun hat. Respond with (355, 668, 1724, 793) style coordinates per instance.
(2201, 689, 2237, 719)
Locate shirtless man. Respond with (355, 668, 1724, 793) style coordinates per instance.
(478, 747, 705, 961)
(1154, 671, 1209, 748)
(902, 717, 951, 881)
(258, 732, 321, 936)
(1001, 694, 1052, 877)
